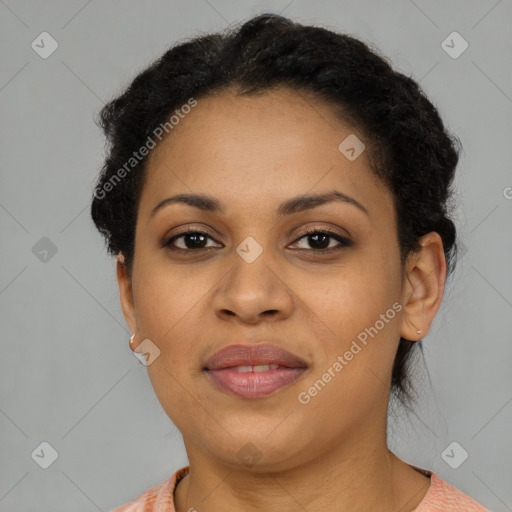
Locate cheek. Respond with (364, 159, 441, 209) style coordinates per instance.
(132, 256, 211, 339)
(308, 255, 402, 337)
(130, 262, 211, 397)
(299, 255, 403, 400)
(132, 263, 213, 426)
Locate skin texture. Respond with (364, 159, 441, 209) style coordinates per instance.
(117, 87, 447, 512)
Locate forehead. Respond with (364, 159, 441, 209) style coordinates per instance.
(140, 87, 394, 221)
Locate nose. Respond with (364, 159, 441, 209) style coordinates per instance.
(212, 248, 295, 325)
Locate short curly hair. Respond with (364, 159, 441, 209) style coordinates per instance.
(91, 13, 461, 406)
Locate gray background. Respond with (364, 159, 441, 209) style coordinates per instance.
(1, 1, 511, 511)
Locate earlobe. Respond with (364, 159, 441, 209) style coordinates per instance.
(116, 253, 138, 335)
(399, 232, 447, 342)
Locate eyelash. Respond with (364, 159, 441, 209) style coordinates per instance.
(162, 227, 352, 254)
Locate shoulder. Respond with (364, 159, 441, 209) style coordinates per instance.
(414, 472, 491, 512)
(108, 466, 190, 512)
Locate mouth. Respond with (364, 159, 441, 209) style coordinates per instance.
(203, 343, 308, 399)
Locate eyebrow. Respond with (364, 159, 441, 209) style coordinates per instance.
(149, 190, 369, 219)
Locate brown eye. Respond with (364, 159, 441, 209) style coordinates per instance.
(163, 230, 222, 251)
(291, 229, 352, 253)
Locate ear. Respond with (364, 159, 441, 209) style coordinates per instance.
(400, 232, 447, 341)
(116, 253, 138, 335)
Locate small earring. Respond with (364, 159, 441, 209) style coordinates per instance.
(416, 329, 423, 335)
(129, 333, 136, 349)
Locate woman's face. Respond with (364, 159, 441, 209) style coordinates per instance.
(118, 87, 434, 470)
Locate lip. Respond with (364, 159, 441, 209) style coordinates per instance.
(204, 343, 308, 370)
(203, 343, 308, 399)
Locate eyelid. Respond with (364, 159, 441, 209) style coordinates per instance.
(292, 225, 352, 242)
(161, 223, 223, 241)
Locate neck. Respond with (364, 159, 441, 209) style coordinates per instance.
(174, 430, 431, 512)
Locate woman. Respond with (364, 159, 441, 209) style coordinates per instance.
(91, 13, 490, 512)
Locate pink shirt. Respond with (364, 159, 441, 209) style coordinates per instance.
(109, 464, 490, 512)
